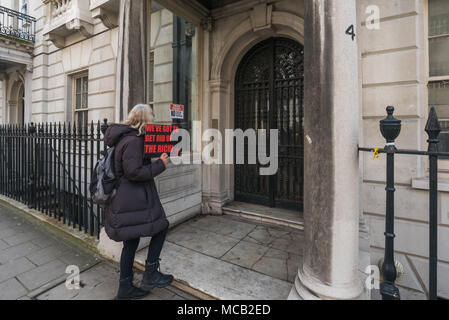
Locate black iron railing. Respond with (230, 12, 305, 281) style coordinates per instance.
(359, 106, 446, 300)
(0, 6, 36, 43)
(0, 120, 109, 238)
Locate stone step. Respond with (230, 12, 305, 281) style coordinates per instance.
(223, 201, 304, 231)
(134, 241, 293, 300)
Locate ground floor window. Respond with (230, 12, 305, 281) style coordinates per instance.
(428, 0, 449, 154)
(73, 73, 88, 130)
(148, 1, 198, 133)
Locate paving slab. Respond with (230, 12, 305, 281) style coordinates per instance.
(0, 227, 19, 240)
(26, 243, 72, 266)
(0, 241, 41, 264)
(16, 259, 70, 291)
(0, 278, 28, 300)
(244, 225, 290, 247)
(221, 240, 269, 268)
(270, 235, 302, 255)
(0, 239, 9, 250)
(0, 257, 36, 283)
(31, 236, 57, 249)
(58, 250, 99, 269)
(253, 256, 289, 282)
(286, 254, 302, 283)
(36, 261, 197, 300)
(136, 241, 292, 300)
(166, 224, 240, 258)
(3, 230, 43, 246)
(183, 215, 257, 240)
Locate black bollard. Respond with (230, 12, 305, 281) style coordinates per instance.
(379, 106, 401, 300)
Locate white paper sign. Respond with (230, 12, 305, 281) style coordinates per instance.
(170, 104, 184, 119)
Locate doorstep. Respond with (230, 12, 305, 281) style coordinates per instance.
(134, 214, 303, 300)
(223, 201, 304, 231)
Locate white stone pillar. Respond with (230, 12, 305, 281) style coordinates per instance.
(115, 0, 148, 122)
(0, 74, 7, 124)
(23, 66, 33, 124)
(289, 0, 363, 300)
(201, 79, 229, 214)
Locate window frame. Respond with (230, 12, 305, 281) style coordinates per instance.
(72, 72, 89, 131)
(19, 0, 28, 14)
(428, 0, 449, 171)
(149, 50, 154, 105)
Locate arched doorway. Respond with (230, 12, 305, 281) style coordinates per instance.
(8, 79, 25, 125)
(18, 84, 24, 125)
(234, 37, 304, 211)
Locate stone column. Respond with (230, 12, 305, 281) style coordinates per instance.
(289, 0, 363, 300)
(0, 74, 7, 124)
(202, 79, 230, 214)
(23, 66, 33, 124)
(115, 0, 148, 121)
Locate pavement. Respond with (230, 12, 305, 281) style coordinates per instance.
(0, 198, 305, 300)
(0, 203, 196, 300)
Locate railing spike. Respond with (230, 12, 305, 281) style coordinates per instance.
(425, 107, 441, 141)
(101, 118, 109, 134)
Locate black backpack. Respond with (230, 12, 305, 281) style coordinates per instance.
(90, 146, 118, 208)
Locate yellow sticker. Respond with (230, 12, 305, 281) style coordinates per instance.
(373, 148, 381, 160)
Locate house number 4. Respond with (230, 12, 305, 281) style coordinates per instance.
(345, 24, 356, 41)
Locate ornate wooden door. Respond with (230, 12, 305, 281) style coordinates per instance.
(234, 37, 304, 211)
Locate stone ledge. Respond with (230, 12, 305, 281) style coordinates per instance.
(412, 178, 449, 192)
(223, 201, 304, 231)
(0, 35, 34, 53)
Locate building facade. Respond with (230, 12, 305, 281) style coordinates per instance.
(0, 0, 448, 300)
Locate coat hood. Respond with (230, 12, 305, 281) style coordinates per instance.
(104, 124, 138, 147)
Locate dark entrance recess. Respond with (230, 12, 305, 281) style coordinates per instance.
(234, 37, 304, 211)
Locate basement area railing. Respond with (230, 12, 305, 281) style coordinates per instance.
(359, 106, 446, 300)
(0, 120, 109, 238)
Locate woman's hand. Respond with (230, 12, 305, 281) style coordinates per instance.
(159, 153, 169, 166)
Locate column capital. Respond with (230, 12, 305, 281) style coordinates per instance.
(208, 79, 229, 93)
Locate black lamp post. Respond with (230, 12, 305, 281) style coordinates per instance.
(27, 122, 36, 209)
(425, 107, 441, 300)
(379, 106, 401, 300)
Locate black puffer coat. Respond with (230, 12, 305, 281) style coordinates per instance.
(104, 124, 168, 242)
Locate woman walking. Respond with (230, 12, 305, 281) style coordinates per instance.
(104, 104, 173, 300)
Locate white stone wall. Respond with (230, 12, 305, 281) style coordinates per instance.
(0, 0, 18, 10)
(30, 0, 118, 124)
(358, 0, 449, 299)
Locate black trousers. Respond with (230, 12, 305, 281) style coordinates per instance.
(119, 226, 168, 279)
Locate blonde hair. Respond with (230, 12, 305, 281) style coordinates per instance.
(122, 104, 154, 136)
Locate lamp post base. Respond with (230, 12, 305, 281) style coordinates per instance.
(380, 281, 401, 300)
